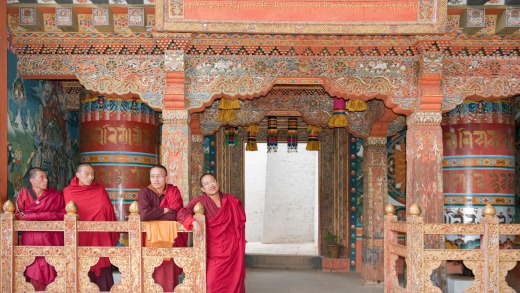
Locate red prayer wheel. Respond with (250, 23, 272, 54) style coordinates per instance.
(442, 99, 516, 248)
(79, 95, 159, 221)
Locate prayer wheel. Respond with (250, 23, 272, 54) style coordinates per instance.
(442, 99, 516, 248)
(79, 95, 159, 222)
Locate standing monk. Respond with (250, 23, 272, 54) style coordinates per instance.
(63, 163, 119, 291)
(178, 173, 246, 293)
(137, 165, 188, 291)
(15, 167, 66, 291)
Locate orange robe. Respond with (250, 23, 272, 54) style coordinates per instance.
(138, 184, 187, 291)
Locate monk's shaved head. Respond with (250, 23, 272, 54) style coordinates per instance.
(76, 163, 94, 173)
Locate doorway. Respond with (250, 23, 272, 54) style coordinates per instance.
(244, 142, 319, 255)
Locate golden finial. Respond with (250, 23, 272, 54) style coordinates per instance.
(3, 200, 15, 213)
(65, 201, 78, 214)
(482, 204, 496, 217)
(408, 203, 421, 217)
(385, 204, 396, 215)
(194, 202, 205, 215)
(129, 201, 139, 214)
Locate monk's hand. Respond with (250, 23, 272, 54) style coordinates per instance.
(163, 208, 169, 214)
(192, 220, 203, 238)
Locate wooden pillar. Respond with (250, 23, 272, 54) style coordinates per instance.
(406, 111, 445, 289)
(0, 0, 8, 206)
(161, 110, 190, 204)
(190, 113, 204, 198)
(162, 51, 190, 203)
(405, 111, 443, 225)
(362, 136, 387, 285)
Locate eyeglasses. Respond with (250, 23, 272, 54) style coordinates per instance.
(150, 175, 166, 179)
(201, 179, 217, 187)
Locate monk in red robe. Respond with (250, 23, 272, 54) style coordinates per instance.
(15, 167, 65, 291)
(138, 164, 188, 291)
(63, 163, 119, 291)
(178, 173, 246, 293)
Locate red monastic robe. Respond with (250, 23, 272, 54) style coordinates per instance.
(138, 184, 188, 291)
(63, 177, 119, 283)
(15, 186, 65, 290)
(178, 193, 246, 293)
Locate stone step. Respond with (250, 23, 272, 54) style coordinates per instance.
(245, 254, 322, 269)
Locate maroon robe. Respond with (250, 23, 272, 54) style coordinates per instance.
(15, 186, 65, 291)
(138, 184, 188, 291)
(63, 176, 119, 291)
(178, 193, 246, 293)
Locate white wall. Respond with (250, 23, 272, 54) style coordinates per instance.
(245, 143, 318, 244)
(244, 143, 267, 242)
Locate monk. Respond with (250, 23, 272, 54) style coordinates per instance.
(15, 167, 66, 291)
(138, 164, 188, 291)
(178, 173, 246, 293)
(63, 163, 119, 291)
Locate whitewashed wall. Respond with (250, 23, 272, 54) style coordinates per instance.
(245, 143, 318, 244)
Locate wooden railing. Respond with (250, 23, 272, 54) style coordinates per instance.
(384, 203, 520, 293)
(0, 200, 207, 293)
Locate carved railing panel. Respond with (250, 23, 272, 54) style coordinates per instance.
(384, 203, 520, 293)
(0, 201, 206, 293)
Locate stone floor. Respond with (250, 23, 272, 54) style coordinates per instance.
(245, 268, 384, 293)
(244, 242, 381, 292)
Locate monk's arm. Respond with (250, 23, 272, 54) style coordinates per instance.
(138, 190, 176, 221)
(177, 197, 201, 230)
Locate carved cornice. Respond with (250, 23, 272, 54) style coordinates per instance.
(407, 111, 442, 127)
(198, 88, 332, 135)
(366, 137, 388, 146)
(9, 31, 520, 57)
(162, 109, 189, 124)
(185, 55, 419, 112)
(347, 100, 386, 138)
(387, 116, 407, 137)
(17, 54, 165, 110)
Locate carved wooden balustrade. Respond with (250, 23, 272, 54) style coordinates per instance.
(384, 203, 520, 293)
(0, 200, 207, 293)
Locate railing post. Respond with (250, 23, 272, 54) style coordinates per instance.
(384, 204, 398, 292)
(406, 203, 424, 292)
(481, 204, 499, 292)
(1, 201, 15, 293)
(128, 201, 143, 292)
(64, 200, 79, 292)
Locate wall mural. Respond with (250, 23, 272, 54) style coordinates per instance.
(7, 50, 79, 199)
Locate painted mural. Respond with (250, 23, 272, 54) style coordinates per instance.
(7, 50, 79, 199)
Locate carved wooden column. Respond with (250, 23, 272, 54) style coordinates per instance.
(405, 112, 443, 225)
(362, 136, 387, 285)
(406, 111, 446, 289)
(190, 113, 204, 198)
(162, 51, 190, 203)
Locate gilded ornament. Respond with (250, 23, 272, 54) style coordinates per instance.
(3, 200, 15, 213)
(194, 202, 205, 214)
(385, 203, 396, 215)
(129, 201, 140, 214)
(408, 203, 422, 216)
(65, 200, 78, 214)
(482, 204, 496, 217)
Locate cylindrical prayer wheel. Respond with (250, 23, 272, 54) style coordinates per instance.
(442, 99, 516, 248)
(79, 95, 159, 222)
